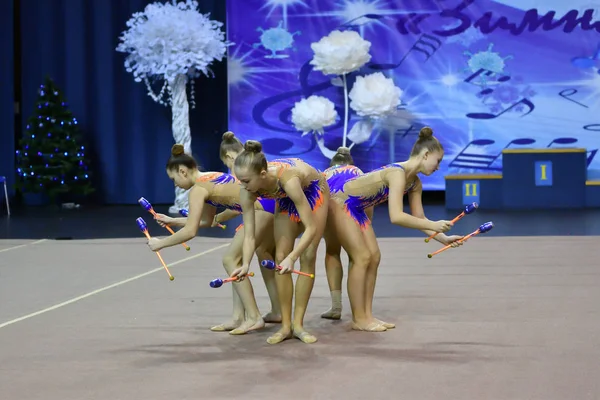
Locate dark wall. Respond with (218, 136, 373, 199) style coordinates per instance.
(6, 0, 228, 205)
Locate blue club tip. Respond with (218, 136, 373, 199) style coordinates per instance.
(136, 217, 148, 232)
(479, 221, 494, 233)
(138, 197, 152, 211)
(261, 260, 275, 269)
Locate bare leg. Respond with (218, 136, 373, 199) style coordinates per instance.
(362, 224, 393, 329)
(211, 229, 246, 332)
(255, 230, 281, 322)
(332, 203, 385, 332)
(266, 212, 301, 345)
(221, 224, 265, 335)
(210, 284, 244, 332)
(321, 213, 343, 320)
(292, 192, 328, 343)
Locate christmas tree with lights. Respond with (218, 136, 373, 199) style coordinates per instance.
(15, 76, 94, 203)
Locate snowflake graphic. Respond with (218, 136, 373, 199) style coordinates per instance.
(253, 21, 301, 59)
(464, 43, 513, 85)
(443, 25, 485, 47)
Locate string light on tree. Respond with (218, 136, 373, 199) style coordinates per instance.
(15, 76, 94, 202)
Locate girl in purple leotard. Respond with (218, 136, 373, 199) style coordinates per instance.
(147, 143, 277, 335)
(327, 127, 462, 332)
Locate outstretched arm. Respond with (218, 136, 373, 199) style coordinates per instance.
(387, 170, 439, 231)
(154, 186, 208, 249)
(156, 205, 217, 229)
(282, 177, 317, 262)
(407, 178, 453, 244)
(239, 188, 258, 274)
(214, 208, 241, 225)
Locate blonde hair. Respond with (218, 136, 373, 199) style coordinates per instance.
(410, 127, 443, 156)
(233, 140, 268, 174)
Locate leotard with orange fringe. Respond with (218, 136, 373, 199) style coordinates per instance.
(256, 158, 329, 223)
(332, 163, 416, 230)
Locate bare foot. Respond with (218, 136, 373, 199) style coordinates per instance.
(351, 320, 387, 332)
(262, 311, 282, 323)
(266, 327, 293, 345)
(375, 318, 395, 329)
(210, 320, 242, 332)
(320, 307, 342, 320)
(292, 327, 317, 344)
(230, 318, 265, 335)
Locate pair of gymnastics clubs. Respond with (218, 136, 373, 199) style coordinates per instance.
(209, 272, 255, 288)
(261, 260, 314, 278)
(136, 217, 174, 281)
(138, 197, 190, 251)
(427, 221, 494, 258)
(179, 208, 227, 230)
(425, 202, 478, 243)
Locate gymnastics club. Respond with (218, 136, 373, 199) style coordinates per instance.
(261, 260, 315, 278)
(425, 202, 478, 243)
(179, 209, 227, 230)
(209, 272, 255, 288)
(136, 217, 174, 281)
(138, 197, 190, 251)
(427, 221, 494, 259)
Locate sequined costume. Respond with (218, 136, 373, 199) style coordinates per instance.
(323, 164, 364, 194)
(256, 158, 329, 223)
(195, 172, 275, 214)
(332, 163, 417, 229)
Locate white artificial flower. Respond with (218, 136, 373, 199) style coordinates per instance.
(116, 0, 231, 83)
(291, 95, 338, 135)
(349, 72, 402, 118)
(310, 30, 372, 76)
(348, 118, 375, 145)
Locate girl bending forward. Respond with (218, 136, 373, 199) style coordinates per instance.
(230, 141, 329, 345)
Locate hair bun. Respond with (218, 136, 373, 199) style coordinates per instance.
(222, 131, 236, 142)
(171, 144, 185, 156)
(336, 146, 351, 156)
(244, 140, 263, 153)
(418, 127, 433, 139)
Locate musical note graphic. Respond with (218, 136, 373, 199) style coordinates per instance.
(462, 68, 535, 119)
(449, 138, 538, 170)
(466, 98, 535, 119)
(397, 124, 421, 139)
(584, 124, 600, 131)
(464, 68, 510, 86)
(368, 33, 442, 70)
(449, 139, 500, 170)
(450, 137, 598, 171)
(546, 137, 597, 166)
(559, 89, 589, 108)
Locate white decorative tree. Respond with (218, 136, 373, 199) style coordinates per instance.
(116, 0, 230, 213)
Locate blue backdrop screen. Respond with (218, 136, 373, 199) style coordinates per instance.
(226, 0, 600, 190)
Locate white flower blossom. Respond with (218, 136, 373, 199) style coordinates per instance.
(291, 96, 338, 136)
(116, 0, 231, 84)
(310, 30, 371, 76)
(349, 72, 402, 118)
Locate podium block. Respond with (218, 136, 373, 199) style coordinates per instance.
(586, 181, 600, 207)
(502, 149, 587, 209)
(444, 175, 502, 210)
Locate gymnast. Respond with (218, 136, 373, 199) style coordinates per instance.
(229, 140, 329, 344)
(217, 131, 281, 325)
(320, 146, 372, 321)
(147, 143, 275, 335)
(328, 127, 462, 332)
